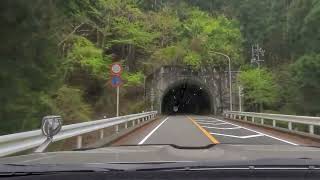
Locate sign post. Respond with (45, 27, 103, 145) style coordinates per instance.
(116, 86, 120, 116)
(110, 63, 123, 117)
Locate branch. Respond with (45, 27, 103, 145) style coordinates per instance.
(58, 22, 85, 46)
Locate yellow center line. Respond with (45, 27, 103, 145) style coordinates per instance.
(187, 116, 220, 144)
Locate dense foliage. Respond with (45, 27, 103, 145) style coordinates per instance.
(1, 0, 319, 134)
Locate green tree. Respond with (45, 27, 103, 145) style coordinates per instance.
(0, 0, 64, 134)
(238, 68, 279, 112)
(289, 54, 320, 115)
(41, 86, 92, 124)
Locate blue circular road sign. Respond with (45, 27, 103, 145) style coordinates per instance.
(111, 75, 122, 87)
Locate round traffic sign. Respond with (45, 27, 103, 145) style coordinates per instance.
(111, 63, 122, 75)
(110, 75, 123, 87)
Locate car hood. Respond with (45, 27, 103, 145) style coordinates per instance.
(1, 144, 320, 165)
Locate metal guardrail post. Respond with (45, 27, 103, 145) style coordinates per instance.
(133, 120, 135, 126)
(99, 129, 104, 139)
(115, 125, 119, 133)
(288, 122, 292, 130)
(261, 118, 264, 125)
(125, 122, 128, 129)
(77, 136, 82, 149)
(272, 120, 276, 127)
(309, 125, 314, 134)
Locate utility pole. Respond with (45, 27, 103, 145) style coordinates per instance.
(251, 44, 265, 68)
(238, 86, 243, 112)
(251, 44, 265, 112)
(150, 88, 155, 111)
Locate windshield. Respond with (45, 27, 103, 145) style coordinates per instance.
(1, 0, 320, 161)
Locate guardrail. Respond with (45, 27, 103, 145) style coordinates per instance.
(224, 111, 320, 138)
(0, 111, 157, 157)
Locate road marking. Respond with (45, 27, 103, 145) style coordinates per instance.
(196, 120, 221, 124)
(138, 117, 169, 145)
(202, 126, 241, 130)
(196, 120, 220, 123)
(210, 132, 264, 139)
(187, 116, 220, 144)
(209, 117, 298, 146)
(197, 122, 228, 125)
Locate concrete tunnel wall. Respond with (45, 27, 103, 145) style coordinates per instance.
(160, 79, 214, 114)
(146, 65, 228, 115)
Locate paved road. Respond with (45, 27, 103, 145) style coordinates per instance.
(113, 115, 298, 146)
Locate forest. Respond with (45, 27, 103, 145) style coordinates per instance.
(1, 0, 319, 134)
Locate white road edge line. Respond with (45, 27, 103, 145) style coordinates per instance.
(209, 117, 298, 146)
(138, 117, 169, 145)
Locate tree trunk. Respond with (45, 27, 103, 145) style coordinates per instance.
(127, 44, 136, 72)
(259, 102, 263, 112)
(96, 28, 100, 47)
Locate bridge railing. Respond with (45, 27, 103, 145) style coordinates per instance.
(0, 111, 157, 157)
(224, 111, 320, 138)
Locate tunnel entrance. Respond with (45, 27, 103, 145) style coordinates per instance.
(161, 81, 212, 114)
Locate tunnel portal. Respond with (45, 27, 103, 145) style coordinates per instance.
(161, 82, 212, 114)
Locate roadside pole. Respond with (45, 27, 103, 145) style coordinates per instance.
(251, 44, 265, 112)
(116, 86, 120, 117)
(238, 86, 243, 112)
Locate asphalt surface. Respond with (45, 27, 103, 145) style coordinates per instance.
(114, 115, 298, 146)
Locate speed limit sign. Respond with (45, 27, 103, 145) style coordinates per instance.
(110, 63, 122, 75)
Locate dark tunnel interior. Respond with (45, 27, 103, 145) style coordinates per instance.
(161, 82, 211, 114)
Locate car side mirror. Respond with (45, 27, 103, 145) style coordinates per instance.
(41, 115, 63, 138)
(35, 115, 63, 153)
